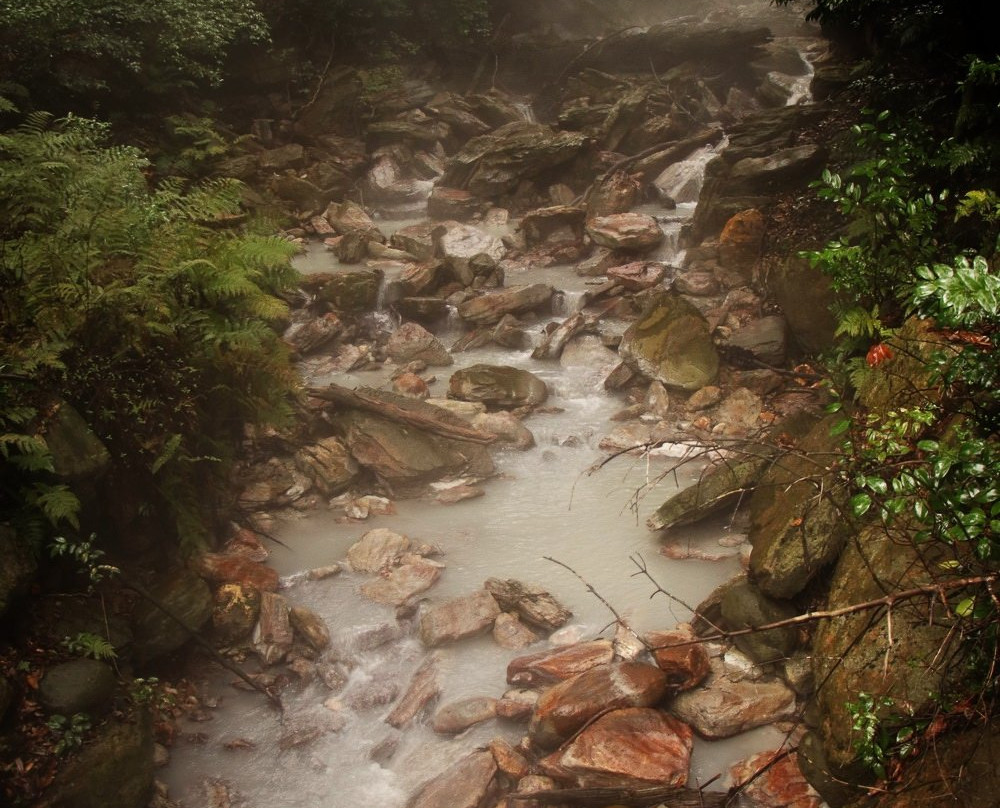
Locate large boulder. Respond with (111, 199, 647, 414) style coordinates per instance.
(586, 213, 663, 252)
(457, 284, 554, 326)
(539, 708, 692, 789)
(441, 121, 589, 198)
(769, 256, 839, 354)
(293, 437, 359, 497)
(435, 222, 506, 284)
(347, 528, 410, 572)
(448, 364, 548, 408)
(619, 292, 719, 391)
(334, 408, 495, 497)
(316, 270, 382, 313)
(529, 662, 669, 748)
(387, 322, 454, 367)
(39, 659, 116, 716)
(720, 580, 799, 664)
(132, 567, 213, 664)
(419, 590, 501, 646)
(41, 711, 154, 808)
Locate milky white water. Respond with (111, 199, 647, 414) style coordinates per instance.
(161, 5, 820, 802)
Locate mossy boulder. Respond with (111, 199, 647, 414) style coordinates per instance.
(448, 364, 549, 409)
(42, 711, 154, 808)
(719, 580, 799, 664)
(748, 414, 848, 599)
(619, 292, 719, 392)
(39, 659, 116, 717)
(131, 568, 213, 664)
(316, 270, 382, 313)
(769, 256, 839, 354)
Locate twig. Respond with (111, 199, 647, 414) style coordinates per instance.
(630, 554, 727, 635)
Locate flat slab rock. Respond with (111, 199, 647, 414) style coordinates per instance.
(419, 589, 501, 646)
(432, 696, 498, 734)
(540, 707, 692, 789)
(485, 578, 572, 631)
(360, 561, 443, 606)
(347, 528, 410, 573)
(506, 640, 614, 687)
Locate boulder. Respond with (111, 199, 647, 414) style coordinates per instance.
(293, 437, 359, 497)
(284, 312, 344, 356)
(45, 401, 111, 481)
(643, 626, 711, 691)
(324, 200, 383, 238)
(211, 583, 261, 643)
(540, 708, 692, 789)
(436, 222, 506, 284)
(360, 561, 443, 606)
(132, 567, 213, 663)
(728, 144, 826, 195)
(718, 208, 766, 276)
(432, 697, 498, 734)
(347, 528, 410, 573)
(520, 206, 587, 246)
(484, 578, 572, 630)
(720, 580, 799, 664)
(407, 749, 497, 808)
(387, 322, 453, 366)
(507, 640, 614, 687)
(670, 668, 796, 739)
(193, 553, 280, 592)
(41, 711, 154, 808)
(529, 662, 669, 749)
(391, 222, 441, 261)
(427, 187, 483, 221)
(316, 270, 382, 312)
(586, 213, 663, 252)
(489, 738, 530, 780)
(606, 262, 668, 291)
(586, 171, 642, 217)
(386, 653, 442, 728)
(496, 688, 539, 721)
(39, 659, 116, 716)
(441, 121, 589, 198)
(419, 590, 501, 646)
(619, 292, 719, 391)
(769, 256, 839, 354)
(472, 412, 535, 450)
(727, 316, 787, 367)
(448, 364, 548, 408)
(730, 750, 823, 808)
(492, 612, 541, 649)
(336, 409, 495, 497)
(457, 284, 554, 326)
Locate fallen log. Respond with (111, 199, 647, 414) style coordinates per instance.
(507, 785, 729, 807)
(307, 383, 495, 445)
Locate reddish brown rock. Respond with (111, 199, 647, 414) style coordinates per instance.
(489, 738, 530, 780)
(492, 613, 540, 649)
(529, 662, 670, 749)
(432, 697, 498, 734)
(643, 626, 711, 691)
(393, 372, 430, 400)
(670, 670, 796, 739)
(194, 553, 279, 592)
(496, 688, 539, 721)
(419, 590, 501, 647)
(347, 528, 410, 573)
(586, 213, 663, 252)
(485, 579, 572, 631)
(730, 750, 822, 808)
(407, 749, 498, 808)
(506, 640, 614, 687)
(223, 528, 269, 563)
(606, 262, 667, 292)
(719, 208, 765, 276)
(540, 708, 692, 788)
(386, 653, 442, 729)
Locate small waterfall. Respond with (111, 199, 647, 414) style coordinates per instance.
(553, 289, 587, 316)
(513, 100, 536, 123)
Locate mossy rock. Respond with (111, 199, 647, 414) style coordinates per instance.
(132, 568, 213, 664)
(810, 523, 955, 772)
(856, 317, 950, 412)
(43, 710, 154, 808)
(39, 659, 116, 717)
(44, 400, 110, 482)
(719, 580, 798, 664)
(316, 270, 382, 313)
(619, 291, 719, 392)
(768, 256, 839, 355)
(748, 413, 848, 599)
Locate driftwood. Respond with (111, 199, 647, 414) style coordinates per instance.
(307, 383, 495, 445)
(507, 785, 729, 807)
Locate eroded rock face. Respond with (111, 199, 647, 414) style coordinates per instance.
(419, 590, 501, 647)
(619, 292, 719, 391)
(448, 364, 549, 408)
(539, 708, 692, 789)
(407, 749, 497, 808)
(529, 662, 669, 749)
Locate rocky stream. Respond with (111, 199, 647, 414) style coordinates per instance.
(155, 3, 849, 807)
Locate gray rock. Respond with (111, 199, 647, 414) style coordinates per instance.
(387, 322, 453, 367)
(39, 658, 116, 716)
(448, 364, 548, 408)
(720, 580, 798, 664)
(419, 590, 501, 647)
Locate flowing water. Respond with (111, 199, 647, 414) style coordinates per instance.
(162, 4, 820, 805)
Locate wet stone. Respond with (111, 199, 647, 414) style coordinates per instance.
(506, 640, 614, 687)
(419, 590, 501, 647)
(432, 696, 498, 734)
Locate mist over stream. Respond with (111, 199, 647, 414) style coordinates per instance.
(161, 2, 825, 805)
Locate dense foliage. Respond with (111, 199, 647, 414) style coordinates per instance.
(0, 111, 298, 554)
